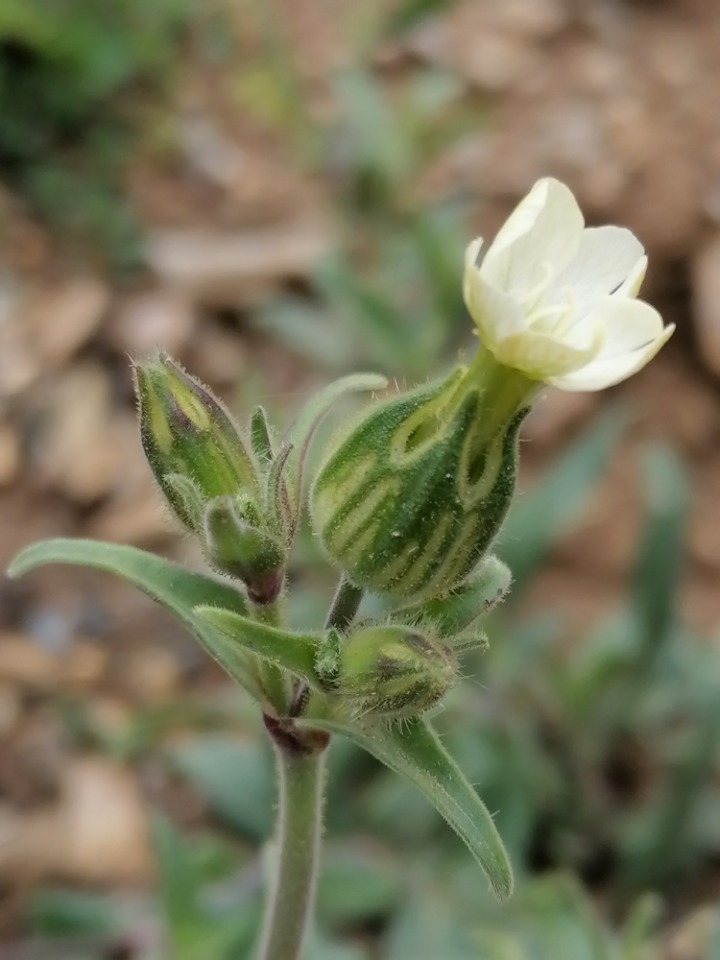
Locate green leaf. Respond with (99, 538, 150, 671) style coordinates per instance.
(152, 813, 203, 957)
(167, 734, 274, 839)
(303, 715, 513, 901)
(501, 409, 625, 593)
(631, 445, 688, 664)
(397, 554, 511, 639)
(255, 298, 354, 370)
(386, 895, 480, 960)
(7, 539, 264, 701)
(302, 929, 368, 960)
(192, 605, 322, 684)
(317, 846, 402, 925)
(29, 889, 122, 937)
(250, 405, 275, 463)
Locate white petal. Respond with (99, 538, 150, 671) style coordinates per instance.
(492, 325, 602, 380)
(614, 255, 647, 299)
(464, 262, 527, 344)
(480, 178, 584, 292)
(462, 238, 484, 304)
(549, 322, 675, 391)
(549, 226, 646, 320)
(588, 297, 666, 359)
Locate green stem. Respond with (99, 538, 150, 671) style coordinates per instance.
(290, 576, 363, 716)
(258, 745, 327, 960)
(253, 595, 292, 713)
(324, 575, 364, 631)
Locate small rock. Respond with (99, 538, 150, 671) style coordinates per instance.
(57, 759, 152, 884)
(0, 420, 20, 485)
(109, 288, 196, 357)
(188, 323, 247, 385)
(146, 218, 331, 305)
(461, 31, 536, 92)
(23, 277, 109, 367)
(0, 634, 106, 691)
(634, 353, 719, 454)
(0, 761, 152, 884)
(620, 146, 701, 259)
(0, 682, 21, 736)
(692, 232, 720, 377)
(31, 364, 120, 502)
(0, 286, 39, 398)
(122, 646, 183, 702)
(87, 487, 174, 545)
(62, 641, 108, 689)
(495, 0, 567, 39)
(0, 633, 58, 691)
(85, 412, 174, 544)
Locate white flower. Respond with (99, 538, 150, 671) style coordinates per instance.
(463, 177, 675, 391)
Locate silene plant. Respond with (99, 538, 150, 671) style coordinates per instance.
(9, 179, 675, 960)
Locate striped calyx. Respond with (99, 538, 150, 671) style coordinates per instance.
(310, 359, 532, 603)
(134, 354, 260, 530)
(134, 354, 284, 603)
(339, 624, 457, 718)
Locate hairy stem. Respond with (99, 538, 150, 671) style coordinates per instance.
(290, 576, 363, 716)
(324, 575, 364, 631)
(253, 595, 291, 714)
(257, 745, 327, 960)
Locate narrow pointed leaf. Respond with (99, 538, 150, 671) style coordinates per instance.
(7, 539, 263, 700)
(632, 445, 687, 663)
(397, 555, 512, 635)
(266, 441, 294, 537)
(193, 605, 322, 685)
(250, 405, 275, 463)
(303, 714, 513, 901)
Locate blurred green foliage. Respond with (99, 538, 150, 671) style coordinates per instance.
(0, 0, 194, 267)
(259, 67, 482, 378)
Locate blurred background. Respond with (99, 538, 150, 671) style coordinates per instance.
(1, 0, 720, 957)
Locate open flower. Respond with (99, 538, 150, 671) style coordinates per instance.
(464, 177, 674, 391)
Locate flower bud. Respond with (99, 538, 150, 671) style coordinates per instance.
(339, 624, 457, 718)
(204, 496, 285, 604)
(133, 354, 260, 532)
(311, 366, 529, 603)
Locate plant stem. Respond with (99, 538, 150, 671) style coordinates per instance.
(290, 576, 364, 716)
(324, 575, 364, 631)
(253, 595, 292, 713)
(258, 745, 327, 960)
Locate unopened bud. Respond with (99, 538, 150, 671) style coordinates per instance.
(311, 366, 529, 603)
(339, 624, 457, 718)
(133, 354, 259, 531)
(204, 496, 285, 604)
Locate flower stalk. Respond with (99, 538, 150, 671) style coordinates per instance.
(257, 743, 327, 960)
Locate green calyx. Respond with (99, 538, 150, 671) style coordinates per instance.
(338, 624, 457, 719)
(134, 354, 287, 602)
(134, 354, 260, 530)
(311, 353, 534, 603)
(400, 554, 512, 637)
(204, 496, 285, 604)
